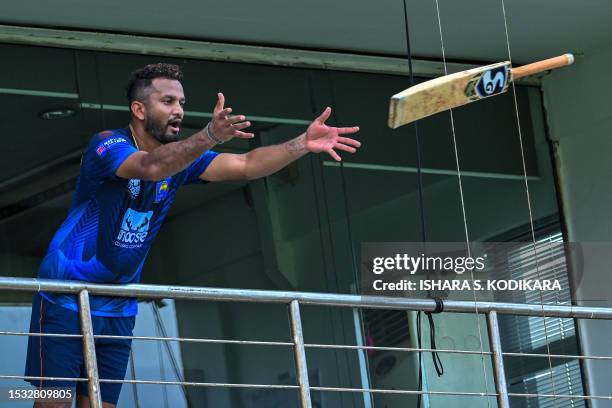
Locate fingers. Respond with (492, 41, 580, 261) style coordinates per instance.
(337, 136, 361, 147)
(316, 107, 332, 124)
(327, 136, 361, 160)
(226, 114, 247, 125)
(327, 148, 342, 162)
(215, 110, 249, 126)
(337, 126, 360, 135)
(209, 94, 255, 141)
(214, 92, 225, 113)
(334, 143, 357, 154)
(218, 113, 251, 132)
(216, 107, 233, 120)
(230, 120, 251, 131)
(234, 130, 255, 139)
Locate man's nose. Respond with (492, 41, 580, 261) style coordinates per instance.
(172, 103, 184, 117)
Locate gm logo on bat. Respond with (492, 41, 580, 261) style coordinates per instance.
(475, 66, 509, 98)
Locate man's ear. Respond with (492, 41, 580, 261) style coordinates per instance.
(130, 100, 146, 121)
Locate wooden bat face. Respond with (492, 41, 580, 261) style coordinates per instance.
(388, 61, 512, 128)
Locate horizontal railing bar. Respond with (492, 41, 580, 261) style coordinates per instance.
(310, 386, 498, 397)
(102, 379, 499, 397)
(0, 330, 291, 346)
(100, 378, 299, 389)
(509, 392, 612, 401)
(10, 330, 598, 359)
(503, 352, 612, 361)
(1, 329, 586, 359)
(305, 343, 492, 355)
(0, 330, 82, 338)
(13, 329, 598, 359)
(305, 387, 612, 400)
(6, 331, 609, 361)
(314, 388, 612, 401)
(1, 376, 297, 390)
(5, 376, 611, 400)
(10, 374, 611, 400)
(0, 375, 87, 381)
(94, 334, 292, 346)
(2, 277, 612, 319)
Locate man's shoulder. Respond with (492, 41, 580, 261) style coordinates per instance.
(86, 128, 133, 155)
(98, 129, 124, 138)
(89, 128, 130, 143)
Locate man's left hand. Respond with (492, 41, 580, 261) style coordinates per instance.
(305, 107, 360, 161)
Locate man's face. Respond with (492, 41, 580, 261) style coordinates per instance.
(143, 78, 185, 144)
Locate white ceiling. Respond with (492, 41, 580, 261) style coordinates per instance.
(2, 0, 612, 64)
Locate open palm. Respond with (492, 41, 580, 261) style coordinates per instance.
(305, 107, 361, 161)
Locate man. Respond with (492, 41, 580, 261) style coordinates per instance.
(25, 63, 360, 407)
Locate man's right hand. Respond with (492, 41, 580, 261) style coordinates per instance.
(208, 93, 254, 143)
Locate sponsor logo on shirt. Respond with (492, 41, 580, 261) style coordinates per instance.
(115, 208, 153, 248)
(128, 179, 140, 199)
(154, 179, 171, 203)
(95, 137, 128, 157)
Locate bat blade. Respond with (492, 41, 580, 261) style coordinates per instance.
(388, 61, 511, 128)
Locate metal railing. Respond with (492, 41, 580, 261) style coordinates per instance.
(2, 276, 612, 407)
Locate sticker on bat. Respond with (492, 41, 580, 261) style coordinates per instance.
(475, 66, 509, 98)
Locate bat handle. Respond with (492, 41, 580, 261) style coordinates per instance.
(511, 53, 574, 79)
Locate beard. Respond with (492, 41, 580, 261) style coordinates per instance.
(144, 111, 179, 144)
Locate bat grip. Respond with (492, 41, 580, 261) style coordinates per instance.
(511, 53, 575, 79)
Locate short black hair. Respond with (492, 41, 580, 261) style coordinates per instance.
(126, 63, 183, 104)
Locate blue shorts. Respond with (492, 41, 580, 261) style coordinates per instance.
(24, 294, 135, 405)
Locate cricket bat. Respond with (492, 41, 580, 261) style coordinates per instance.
(388, 53, 574, 128)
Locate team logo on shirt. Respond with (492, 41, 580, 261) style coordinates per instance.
(154, 179, 171, 203)
(128, 179, 140, 199)
(115, 208, 153, 248)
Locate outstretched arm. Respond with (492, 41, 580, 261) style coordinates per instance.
(201, 107, 360, 182)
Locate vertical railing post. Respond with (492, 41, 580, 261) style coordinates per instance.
(487, 311, 510, 408)
(78, 290, 103, 408)
(288, 300, 312, 408)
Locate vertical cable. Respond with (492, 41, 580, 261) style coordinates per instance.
(400, 1, 440, 406)
(431, 0, 493, 405)
(499, 0, 558, 401)
(152, 302, 191, 406)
